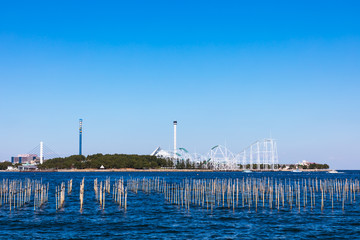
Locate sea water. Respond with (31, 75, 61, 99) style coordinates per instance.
(1, 171, 360, 239)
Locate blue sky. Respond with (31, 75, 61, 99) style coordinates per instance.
(0, 1, 359, 169)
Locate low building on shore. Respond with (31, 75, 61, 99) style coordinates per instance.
(6, 166, 18, 171)
(18, 164, 38, 171)
(297, 160, 316, 167)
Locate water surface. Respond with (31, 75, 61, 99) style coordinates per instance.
(1, 171, 359, 239)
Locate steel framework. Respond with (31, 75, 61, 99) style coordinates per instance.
(235, 139, 279, 170)
(152, 138, 279, 170)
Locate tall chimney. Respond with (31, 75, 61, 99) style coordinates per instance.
(173, 121, 177, 159)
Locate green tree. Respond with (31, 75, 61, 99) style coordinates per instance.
(0, 161, 12, 170)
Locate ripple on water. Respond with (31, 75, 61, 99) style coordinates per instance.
(1, 171, 360, 239)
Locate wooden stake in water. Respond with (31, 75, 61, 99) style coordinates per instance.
(80, 178, 85, 212)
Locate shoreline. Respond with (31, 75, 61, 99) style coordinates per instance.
(1, 168, 332, 173)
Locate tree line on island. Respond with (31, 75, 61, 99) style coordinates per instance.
(36, 154, 208, 170)
(34, 154, 329, 170)
(37, 154, 174, 170)
(0, 154, 329, 170)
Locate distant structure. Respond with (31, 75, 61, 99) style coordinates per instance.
(151, 122, 279, 170)
(237, 139, 279, 170)
(40, 141, 44, 164)
(11, 154, 38, 164)
(18, 165, 38, 171)
(173, 121, 177, 159)
(79, 119, 83, 155)
(151, 147, 173, 159)
(14, 141, 60, 165)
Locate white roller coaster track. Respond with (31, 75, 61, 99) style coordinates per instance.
(152, 138, 279, 171)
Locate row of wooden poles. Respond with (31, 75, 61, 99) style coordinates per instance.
(0, 179, 49, 211)
(127, 177, 360, 212)
(2, 177, 358, 213)
(0, 177, 127, 212)
(55, 182, 66, 210)
(93, 177, 127, 211)
(56, 178, 86, 211)
(112, 178, 127, 211)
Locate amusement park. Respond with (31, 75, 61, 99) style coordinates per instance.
(151, 121, 279, 171)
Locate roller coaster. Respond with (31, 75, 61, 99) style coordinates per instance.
(151, 138, 279, 171)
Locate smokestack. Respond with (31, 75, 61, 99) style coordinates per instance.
(79, 119, 83, 155)
(173, 121, 177, 158)
(40, 141, 43, 164)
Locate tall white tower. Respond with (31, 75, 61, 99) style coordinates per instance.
(40, 141, 44, 164)
(173, 121, 177, 159)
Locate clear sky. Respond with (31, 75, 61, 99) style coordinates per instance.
(0, 1, 359, 169)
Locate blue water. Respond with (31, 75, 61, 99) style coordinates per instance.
(1, 171, 360, 239)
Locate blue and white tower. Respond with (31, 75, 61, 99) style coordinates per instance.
(79, 119, 83, 155)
